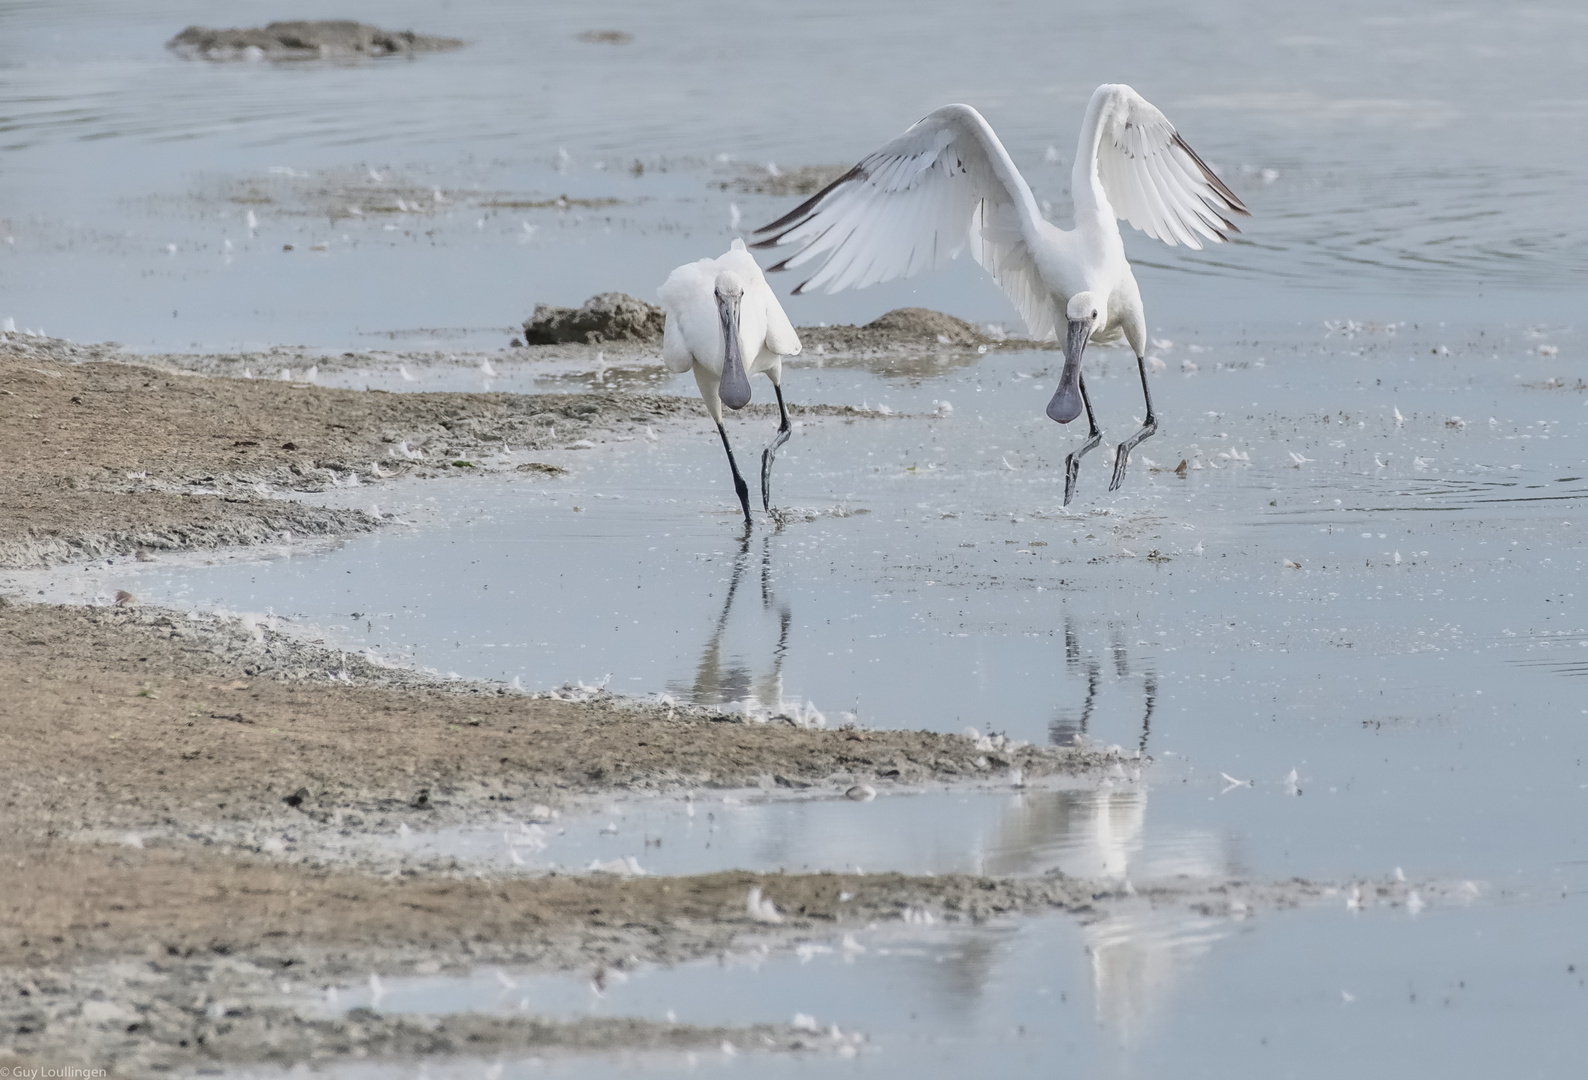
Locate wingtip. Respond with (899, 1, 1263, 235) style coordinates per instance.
(1171, 131, 1249, 216)
(749, 162, 864, 238)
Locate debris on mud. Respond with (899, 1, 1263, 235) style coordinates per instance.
(522, 293, 667, 346)
(725, 164, 852, 197)
(167, 21, 466, 60)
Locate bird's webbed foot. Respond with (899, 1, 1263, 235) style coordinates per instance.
(1063, 430, 1104, 507)
(760, 428, 790, 513)
(761, 385, 793, 514)
(1108, 418, 1158, 492)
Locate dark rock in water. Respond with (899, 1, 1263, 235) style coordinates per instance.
(522, 293, 666, 346)
(863, 308, 988, 345)
(167, 21, 466, 60)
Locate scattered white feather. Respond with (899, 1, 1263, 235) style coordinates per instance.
(747, 886, 783, 923)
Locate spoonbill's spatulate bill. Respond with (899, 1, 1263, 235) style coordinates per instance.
(658, 239, 803, 525)
(753, 83, 1249, 504)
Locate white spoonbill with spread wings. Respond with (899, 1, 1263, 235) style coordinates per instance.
(753, 83, 1248, 503)
(659, 239, 802, 525)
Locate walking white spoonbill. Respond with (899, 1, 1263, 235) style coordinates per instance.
(658, 239, 802, 524)
(753, 84, 1248, 503)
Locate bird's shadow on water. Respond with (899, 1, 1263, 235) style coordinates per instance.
(1049, 616, 1157, 756)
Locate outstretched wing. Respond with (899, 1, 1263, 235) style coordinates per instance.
(1086, 84, 1249, 250)
(752, 105, 1057, 341)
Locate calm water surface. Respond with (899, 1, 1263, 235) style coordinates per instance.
(4, 0, 1588, 347)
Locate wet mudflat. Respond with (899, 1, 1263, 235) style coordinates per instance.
(260, 897, 1585, 1079)
(9, 320, 1582, 1077)
(28, 325, 1585, 887)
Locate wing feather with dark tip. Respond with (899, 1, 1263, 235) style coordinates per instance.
(1087, 84, 1249, 250)
(752, 104, 1058, 341)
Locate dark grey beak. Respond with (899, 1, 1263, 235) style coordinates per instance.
(1046, 317, 1092, 424)
(718, 293, 751, 411)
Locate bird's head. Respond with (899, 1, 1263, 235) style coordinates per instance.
(714, 271, 745, 307)
(1065, 292, 1101, 333)
(1048, 293, 1102, 424)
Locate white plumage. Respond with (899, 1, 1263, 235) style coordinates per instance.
(754, 84, 1248, 503)
(658, 239, 802, 524)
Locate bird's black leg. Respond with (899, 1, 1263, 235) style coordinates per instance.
(760, 383, 792, 514)
(716, 421, 752, 526)
(1062, 373, 1103, 507)
(1109, 353, 1158, 491)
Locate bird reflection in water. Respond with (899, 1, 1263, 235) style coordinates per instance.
(1049, 617, 1156, 756)
(672, 531, 794, 713)
(964, 619, 1247, 1047)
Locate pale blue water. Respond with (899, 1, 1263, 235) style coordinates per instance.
(4, 0, 1587, 350)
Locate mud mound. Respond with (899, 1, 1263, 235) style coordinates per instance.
(865, 308, 989, 345)
(796, 308, 1000, 353)
(168, 21, 466, 60)
(523, 293, 666, 345)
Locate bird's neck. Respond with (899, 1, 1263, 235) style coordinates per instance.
(1070, 94, 1116, 222)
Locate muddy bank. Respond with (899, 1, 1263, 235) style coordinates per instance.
(218, 163, 623, 227)
(0, 338, 696, 567)
(0, 600, 1112, 843)
(0, 828, 1434, 1078)
(0, 925, 810, 1076)
(168, 21, 466, 60)
(0, 594, 1114, 1075)
(521, 292, 666, 346)
(799, 307, 1044, 353)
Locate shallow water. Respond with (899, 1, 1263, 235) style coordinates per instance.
(266, 895, 1587, 1080)
(6, 0, 1588, 351)
(380, 780, 1241, 882)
